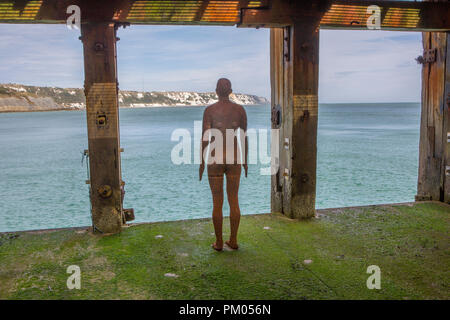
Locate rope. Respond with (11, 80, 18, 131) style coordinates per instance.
(81, 150, 104, 234)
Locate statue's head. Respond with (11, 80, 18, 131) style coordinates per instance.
(216, 78, 232, 98)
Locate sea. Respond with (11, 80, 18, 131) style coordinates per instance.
(0, 102, 420, 232)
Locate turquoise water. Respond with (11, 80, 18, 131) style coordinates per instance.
(0, 103, 420, 232)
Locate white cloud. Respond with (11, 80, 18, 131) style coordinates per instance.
(319, 30, 422, 103)
(0, 25, 422, 102)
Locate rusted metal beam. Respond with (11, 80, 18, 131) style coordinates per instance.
(81, 22, 124, 233)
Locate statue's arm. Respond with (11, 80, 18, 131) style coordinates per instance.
(199, 108, 212, 181)
(200, 108, 212, 166)
(241, 107, 248, 177)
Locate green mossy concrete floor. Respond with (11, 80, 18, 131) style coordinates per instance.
(0, 202, 448, 300)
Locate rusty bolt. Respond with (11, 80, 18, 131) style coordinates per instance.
(94, 42, 105, 51)
(97, 185, 112, 198)
(301, 110, 310, 121)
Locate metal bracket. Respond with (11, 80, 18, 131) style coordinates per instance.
(417, 48, 437, 64)
(271, 104, 282, 128)
(124, 208, 135, 222)
(237, 5, 270, 29)
(98, 185, 112, 198)
(284, 138, 290, 150)
(415, 194, 432, 201)
(283, 26, 290, 62)
(424, 48, 437, 63)
(114, 22, 130, 31)
(94, 42, 105, 52)
(96, 112, 107, 127)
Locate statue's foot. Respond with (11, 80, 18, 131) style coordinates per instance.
(225, 240, 239, 250)
(211, 242, 223, 251)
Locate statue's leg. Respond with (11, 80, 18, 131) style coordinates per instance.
(208, 165, 225, 250)
(225, 165, 241, 250)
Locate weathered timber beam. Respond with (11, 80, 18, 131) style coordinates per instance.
(270, 28, 283, 215)
(416, 30, 449, 203)
(241, 0, 332, 28)
(0, 0, 268, 25)
(445, 33, 450, 203)
(270, 16, 320, 219)
(240, 0, 450, 31)
(1, 0, 448, 31)
(0, 0, 136, 23)
(321, 0, 450, 32)
(290, 19, 320, 219)
(81, 22, 124, 233)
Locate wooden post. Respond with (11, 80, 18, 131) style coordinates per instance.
(270, 28, 284, 214)
(445, 33, 450, 203)
(290, 20, 320, 219)
(81, 23, 124, 233)
(270, 19, 320, 219)
(416, 31, 449, 203)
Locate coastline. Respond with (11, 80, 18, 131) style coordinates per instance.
(0, 103, 266, 113)
(0, 102, 421, 114)
(0, 84, 269, 113)
(0, 108, 74, 114)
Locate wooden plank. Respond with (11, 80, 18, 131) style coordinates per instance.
(81, 22, 124, 233)
(270, 27, 293, 216)
(270, 28, 283, 214)
(416, 31, 448, 202)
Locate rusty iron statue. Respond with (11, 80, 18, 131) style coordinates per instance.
(199, 78, 248, 251)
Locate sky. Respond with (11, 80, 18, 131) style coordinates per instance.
(0, 24, 422, 103)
